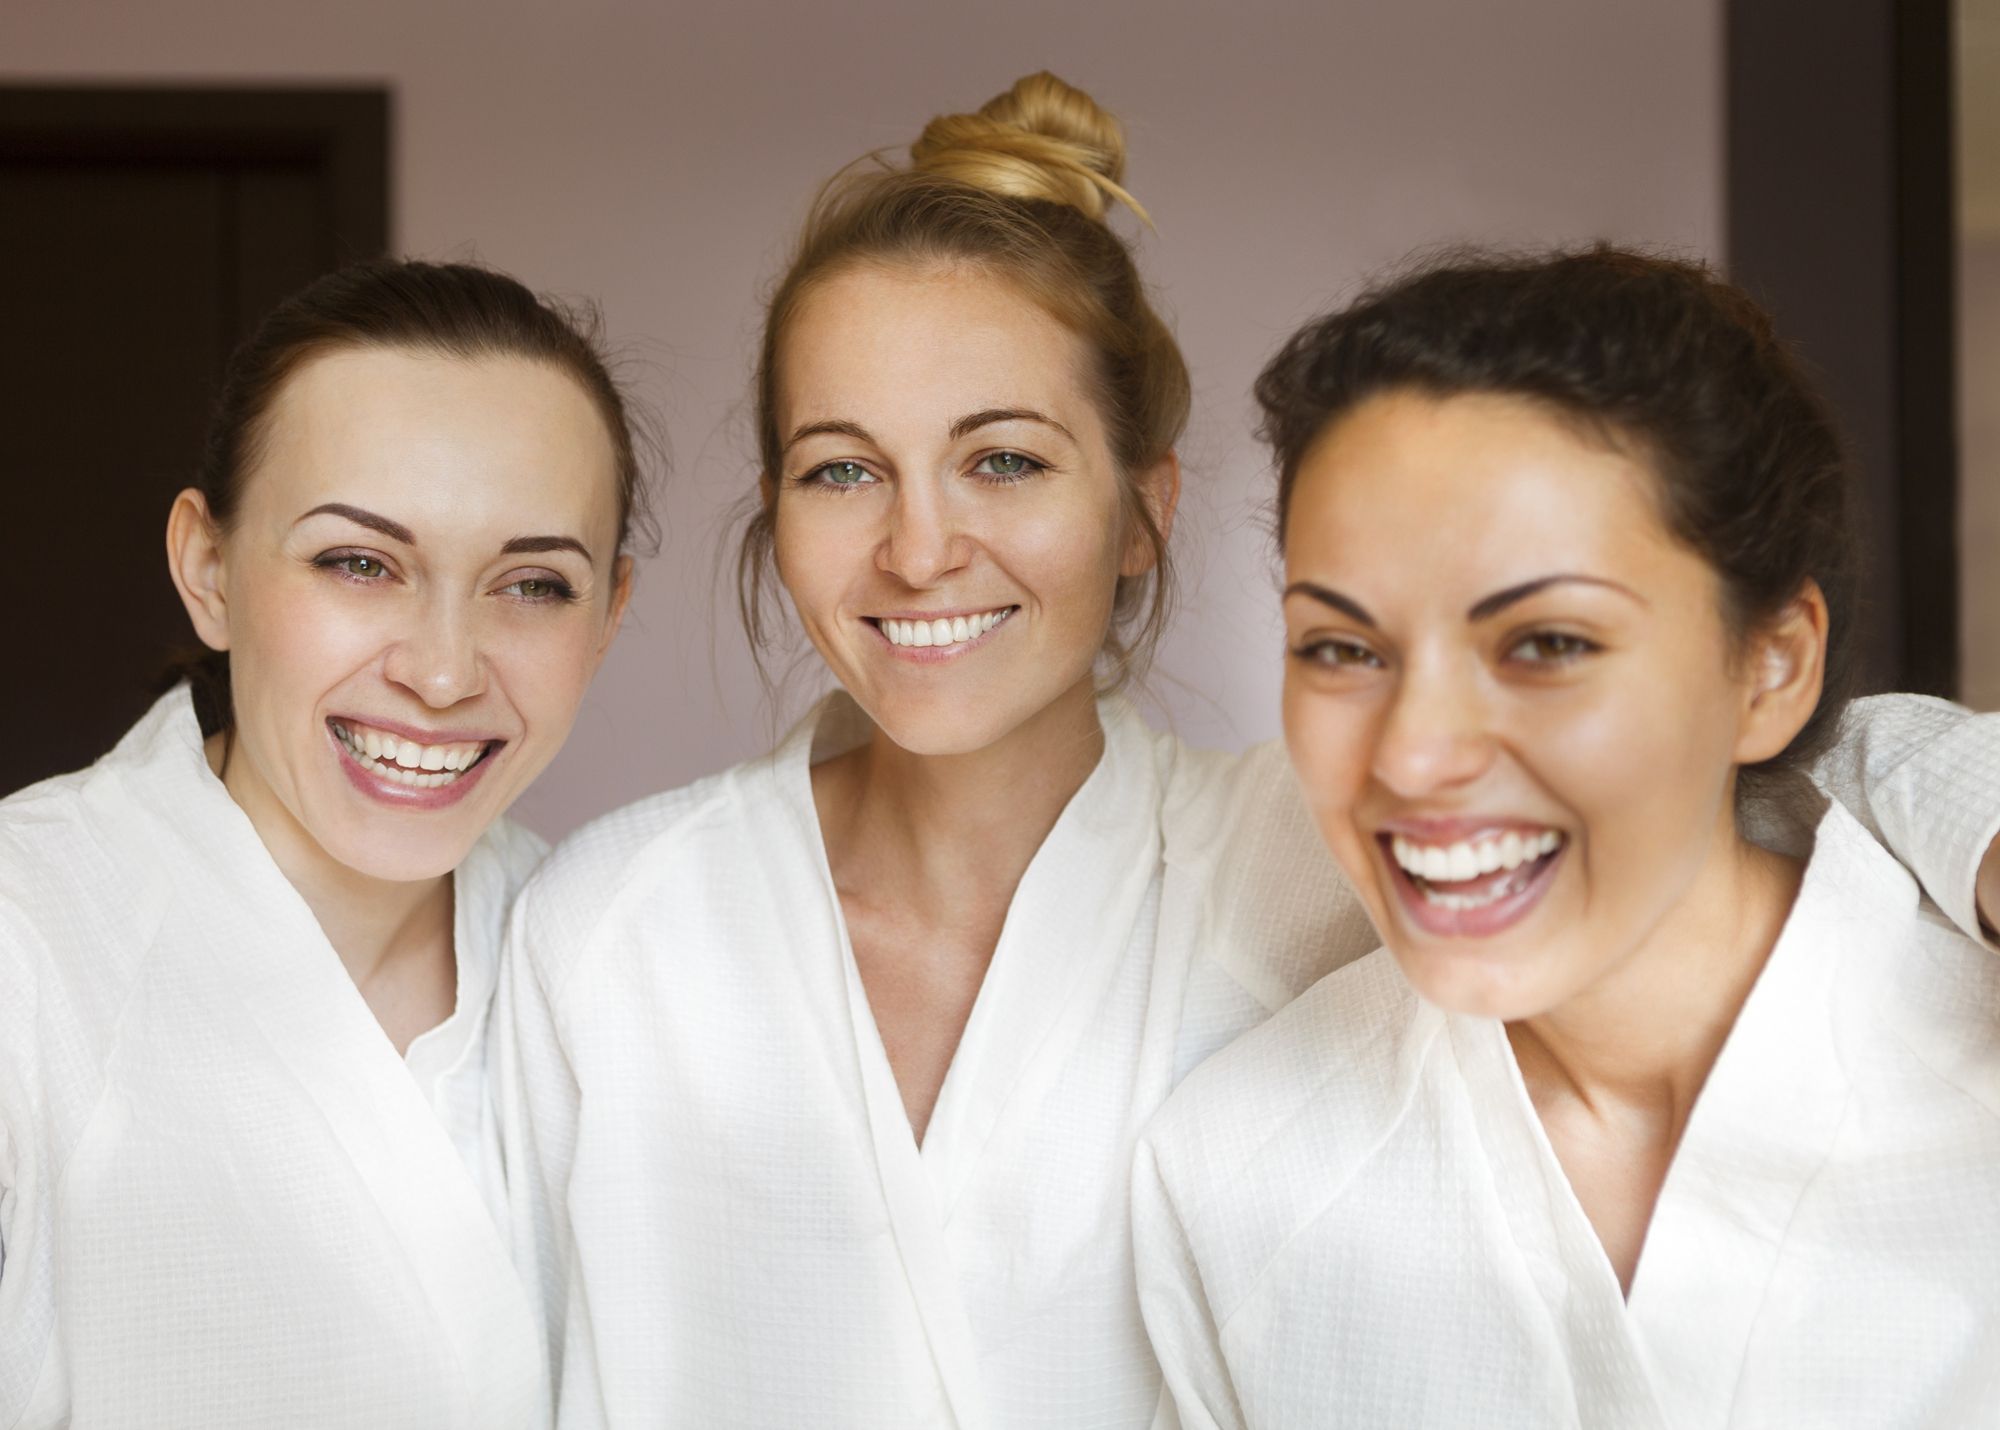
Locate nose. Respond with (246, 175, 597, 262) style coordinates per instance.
(1371, 654, 1496, 799)
(382, 594, 487, 710)
(876, 478, 971, 588)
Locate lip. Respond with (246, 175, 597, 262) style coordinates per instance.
(1380, 831, 1568, 939)
(326, 712, 507, 746)
(866, 606, 1018, 665)
(326, 720, 503, 812)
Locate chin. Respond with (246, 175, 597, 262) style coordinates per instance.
(314, 802, 490, 884)
(1391, 942, 1553, 1022)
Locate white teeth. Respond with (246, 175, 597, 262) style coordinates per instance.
(332, 722, 488, 789)
(1391, 829, 1566, 885)
(878, 608, 1014, 650)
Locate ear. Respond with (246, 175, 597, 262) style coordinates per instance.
(1733, 580, 1830, 765)
(1119, 450, 1182, 579)
(165, 489, 232, 653)
(596, 554, 636, 661)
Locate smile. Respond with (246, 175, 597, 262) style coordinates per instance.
(1380, 825, 1568, 936)
(868, 606, 1017, 654)
(328, 717, 498, 799)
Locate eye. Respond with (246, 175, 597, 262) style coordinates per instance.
(1292, 637, 1384, 670)
(499, 575, 577, 604)
(1507, 630, 1600, 664)
(315, 551, 393, 582)
(971, 450, 1045, 482)
(800, 459, 878, 490)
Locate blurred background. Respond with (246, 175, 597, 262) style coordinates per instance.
(1, 0, 1990, 838)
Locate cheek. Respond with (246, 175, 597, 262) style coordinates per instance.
(1281, 675, 1378, 829)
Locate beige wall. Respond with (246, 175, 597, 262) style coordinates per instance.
(2, 0, 1725, 836)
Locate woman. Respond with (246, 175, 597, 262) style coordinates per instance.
(0, 259, 640, 1429)
(504, 78, 2000, 1427)
(1132, 249, 2000, 1427)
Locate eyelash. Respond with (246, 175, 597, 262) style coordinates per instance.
(312, 551, 578, 605)
(1288, 630, 1603, 672)
(791, 450, 1049, 492)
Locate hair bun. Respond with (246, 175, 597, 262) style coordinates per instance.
(909, 71, 1147, 224)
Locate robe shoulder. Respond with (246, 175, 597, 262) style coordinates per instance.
(1140, 947, 1442, 1318)
(508, 761, 746, 997)
(1154, 735, 1376, 1017)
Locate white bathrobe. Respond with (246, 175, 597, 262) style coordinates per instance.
(0, 689, 548, 1430)
(1132, 802, 2000, 1430)
(502, 691, 1998, 1429)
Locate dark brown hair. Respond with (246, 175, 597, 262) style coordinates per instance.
(176, 257, 656, 733)
(738, 71, 1189, 689)
(1254, 244, 1859, 785)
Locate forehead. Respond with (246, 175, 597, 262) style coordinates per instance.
(779, 262, 1099, 437)
(1284, 389, 1684, 591)
(250, 346, 621, 543)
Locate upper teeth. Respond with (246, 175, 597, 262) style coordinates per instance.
(332, 720, 489, 788)
(879, 609, 1011, 649)
(1391, 829, 1563, 883)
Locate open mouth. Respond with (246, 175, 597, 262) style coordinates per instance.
(1380, 826, 1568, 934)
(868, 606, 1017, 653)
(329, 718, 498, 791)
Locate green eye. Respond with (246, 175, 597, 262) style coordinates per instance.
(822, 461, 870, 485)
(974, 450, 1042, 480)
(346, 556, 382, 577)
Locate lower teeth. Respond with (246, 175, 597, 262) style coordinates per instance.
(1416, 857, 1548, 912)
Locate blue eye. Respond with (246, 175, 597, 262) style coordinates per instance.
(1508, 631, 1600, 663)
(972, 451, 1044, 481)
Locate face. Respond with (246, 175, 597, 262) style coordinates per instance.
(1280, 389, 1809, 1021)
(771, 262, 1161, 756)
(171, 347, 630, 884)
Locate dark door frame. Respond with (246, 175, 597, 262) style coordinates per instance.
(1726, 0, 1958, 697)
(0, 84, 390, 262)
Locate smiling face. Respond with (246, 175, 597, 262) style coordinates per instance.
(172, 346, 629, 884)
(771, 261, 1155, 755)
(1280, 388, 1802, 1020)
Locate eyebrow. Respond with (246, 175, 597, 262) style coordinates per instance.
(948, 407, 1076, 443)
(1282, 581, 1377, 627)
(1466, 574, 1647, 621)
(296, 502, 415, 545)
(501, 534, 594, 562)
(783, 407, 1078, 455)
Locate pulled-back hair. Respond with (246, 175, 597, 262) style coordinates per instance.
(1254, 245, 1859, 785)
(179, 258, 656, 733)
(740, 71, 1190, 689)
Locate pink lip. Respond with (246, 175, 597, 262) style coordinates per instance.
(1377, 815, 1557, 843)
(1382, 835, 1568, 939)
(868, 605, 1018, 621)
(327, 722, 500, 812)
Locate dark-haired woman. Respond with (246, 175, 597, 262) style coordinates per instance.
(0, 260, 639, 1429)
(503, 76, 2000, 1429)
(1133, 248, 2000, 1428)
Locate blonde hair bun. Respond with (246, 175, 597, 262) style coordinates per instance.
(909, 71, 1147, 225)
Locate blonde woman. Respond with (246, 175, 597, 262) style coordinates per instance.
(503, 77, 2000, 1428)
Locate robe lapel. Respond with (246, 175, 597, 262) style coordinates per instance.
(1625, 808, 1904, 1428)
(98, 704, 543, 1427)
(1452, 1018, 1672, 1430)
(919, 698, 1162, 1215)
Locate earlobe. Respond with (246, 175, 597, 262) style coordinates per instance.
(165, 489, 232, 653)
(1734, 581, 1831, 764)
(1120, 451, 1183, 578)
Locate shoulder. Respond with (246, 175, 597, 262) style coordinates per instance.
(510, 755, 774, 989)
(1143, 947, 1433, 1228)
(1154, 733, 1377, 1012)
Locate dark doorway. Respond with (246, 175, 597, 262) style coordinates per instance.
(1726, 0, 1957, 696)
(0, 86, 389, 795)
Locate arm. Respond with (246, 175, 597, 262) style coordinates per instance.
(1131, 1137, 1249, 1430)
(1746, 694, 2000, 947)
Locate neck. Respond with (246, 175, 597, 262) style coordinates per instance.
(1508, 814, 1804, 1136)
(208, 731, 455, 990)
(815, 674, 1106, 913)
